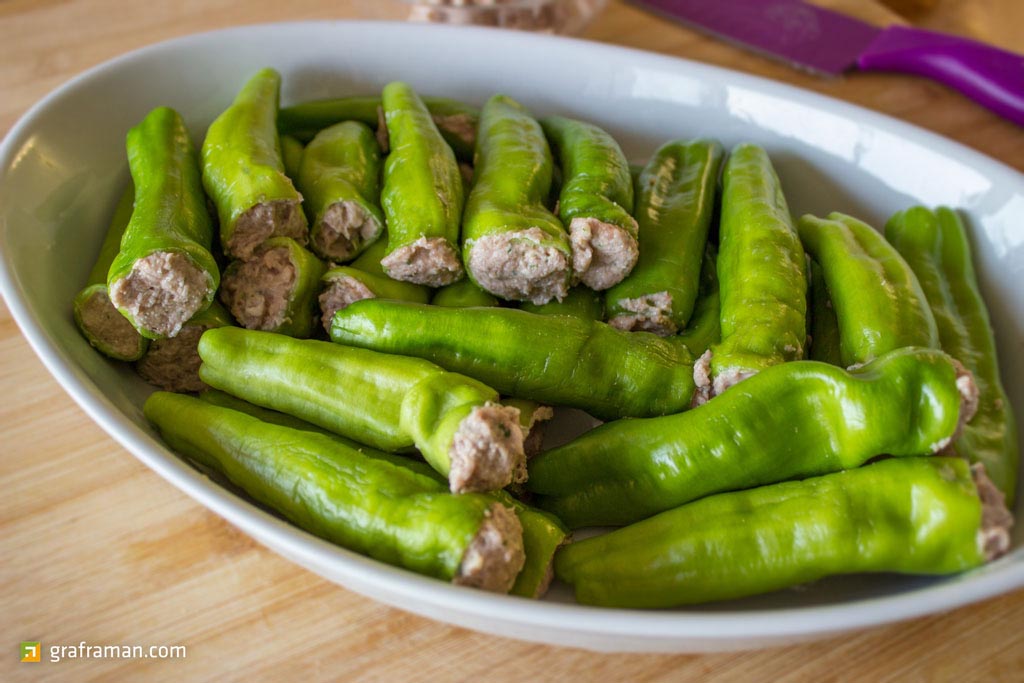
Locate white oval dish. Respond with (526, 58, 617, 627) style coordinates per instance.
(0, 22, 1021, 653)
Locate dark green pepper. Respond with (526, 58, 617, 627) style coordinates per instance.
(145, 391, 525, 592)
(296, 121, 385, 262)
(694, 144, 806, 403)
(220, 236, 327, 338)
(202, 68, 308, 260)
(555, 456, 1011, 607)
(330, 300, 696, 420)
(605, 139, 723, 335)
(73, 187, 149, 360)
(541, 116, 638, 291)
(886, 206, 1019, 505)
(528, 347, 976, 528)
(462, 95, 572, 305)
(198, 327, 526, 493)
(107, 106, 219, 339)
(799, 211, 938, 367)
(379, 82, 465, 287)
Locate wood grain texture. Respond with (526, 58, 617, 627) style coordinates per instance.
(1, 1, 1022, 680)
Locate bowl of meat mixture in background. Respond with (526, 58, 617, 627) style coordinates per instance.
(0, 22, 1021, 652)
(358, 0, 608, 34)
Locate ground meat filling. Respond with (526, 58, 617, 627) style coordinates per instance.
(608, 291, 676, 336)
(453, 503, 525, 594)
(522, 405, 554, 459)
(568, 216, 639, 291)
(953, 359, 980, 438)
(109, 251, 210, 338)
(375, 105, 389, 153)
(691, 349, 757, 406)
(318, 276, 375, 332)
(971, 463, 1014, 561)
(314, 201, 381, 262)
(79, 289, 143, 357)
(220, 246, 296, 330)
(136, 324, 208, 393)
(380, 236, 463, 287)
(228, 199, 308, 260)
(448, 403, 526, 494)
(434, 113, 475, 152)
(467, 227, 570, 305)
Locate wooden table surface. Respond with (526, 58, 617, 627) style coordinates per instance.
(2, 1, 1022, 680)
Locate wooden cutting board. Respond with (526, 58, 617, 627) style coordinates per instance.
(2, 1, 1022, 680)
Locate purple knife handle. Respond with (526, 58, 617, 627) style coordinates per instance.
(858, 25, 1024, 126)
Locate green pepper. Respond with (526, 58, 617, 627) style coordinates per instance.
(886, 206, 1019, 505)
(462, 95, 572, 305)
(136, 301, 234, 393)
(555, 456, 1011, 607)
(695, 143, 806, 402)
(799, 211, 939, 367)
(540, 116, 638, 291)
(431, 278, 499, 308)
(279, 134, 304, 180)
(219, 236, 326, 338)
(198, 327, 526, 493)
(107, 106, 220, 339)
(296, 121, 385, 262)
(807, 260, 843, 366)
(202, 68, 308, 260)
(318, 236, 431, 332)
(330, 300, 695, 419)
(605, 140, 723, 336)
(520, 286, 604, 321)
(278, 95, 478, 161)
(528, 346, 976, 528)
(73, 187, 149, 360)
(675, 245, 721, 359)
(145, 391, 525, 592)
(378, 82, 465, 287)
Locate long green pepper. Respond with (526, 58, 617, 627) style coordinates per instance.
(799, 211, 938, 367)
(330, 300, 696, 420)
(605, 139, 723, 335)
(695, 143, 806, 402)
(462, 95, 572, 305)
(198, 328, 526, 493)
(379, 82, 465, 287)
(528, 347, 974, 528)
(555, 456, 1009, 607)
(886, 206, 1019, 504)
(107, 106, 220, 339)
(541, 116, 638, 291)
(202, 68, 308, 260)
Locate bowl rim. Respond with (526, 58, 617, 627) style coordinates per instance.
(1, 19, 1021, 647)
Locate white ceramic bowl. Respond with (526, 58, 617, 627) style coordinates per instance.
(1, 22, 1021, 653)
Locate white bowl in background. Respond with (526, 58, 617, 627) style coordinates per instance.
(1, 22, 1021, 653)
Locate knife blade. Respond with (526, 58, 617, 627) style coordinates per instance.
(629, 0, 1024, 126)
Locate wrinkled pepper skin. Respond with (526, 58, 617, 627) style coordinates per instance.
(605, 140, 724, 336)
(540, 115, 638, 290)
(799, 211, 939, 367)
(379, 82, 465, 286)
(144, 392, 514, 586)
(703, 144, 806, 395)
(202, 68, 308, 260)
(555, 457, 988, 607)
(807, 260, 843, 366)
(461, 95, 572, 304)
(278, 95, 479, 161)
(675, 245, 721, 359)
(74, 188, 149, 360)
(886, 206, 1019, 504)
(107, 106, 220, 339)
(330, 300, 695, 420)
(431, 279, 499, 308)
(198, 327, 523, 492)
(528, 347, 969, 528)
(280, 134, 304, 180)
(220, 236, 326, 338)
(520, 286, 604, 321)
(296, 121, 385, 261)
